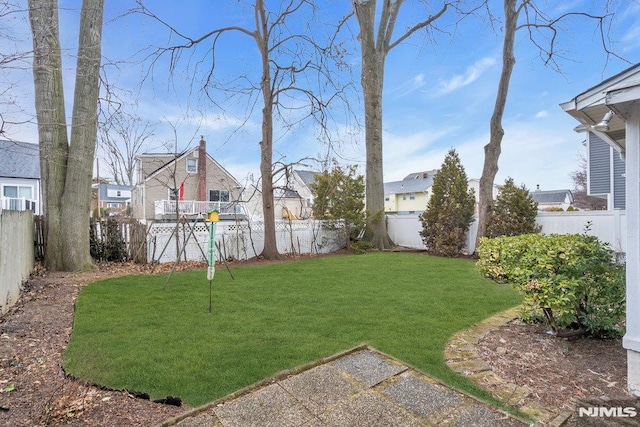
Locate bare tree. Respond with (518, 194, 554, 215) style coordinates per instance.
(135, 0, 351, 260)
(0, 1, 32, 137)
(28, 0, 104, 271)
(99, 108, 156, 185)
(350, 0, 454, 250)
(476, 0, 622, 247)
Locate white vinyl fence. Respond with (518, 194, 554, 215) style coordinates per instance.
(147, 219, 344, 264)
(387, 210, 627, 256)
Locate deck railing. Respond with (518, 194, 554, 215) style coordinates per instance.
(153, 200, 244, 218)
(0, 197, 37, 213)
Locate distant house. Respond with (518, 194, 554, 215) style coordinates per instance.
(93, 183, 133, 215)
(531, 188, 574, 211)
(130, 138, 245, 222)
(276, 169, 320, 219)
(0, 140, 41, 214)
(384, 171, 436, 214)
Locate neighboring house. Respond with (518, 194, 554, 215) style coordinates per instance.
(0, 140, 41, 214)
(531, 187, 574, 211)
(275, 169, 320, 219)
(384, 171, 436, 214)
(561, 62, 640, 395)
(274, 188, 305, 220)
(131, 138, 245, 222)
(93, 183, 133, 215)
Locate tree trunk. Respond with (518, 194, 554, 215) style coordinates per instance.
(476, 0, 518, 250)
(28, 0, 69, 271)
(256, 0, 280, 260)
(29, 0, 104, 271)
(354, 0, 393, 250)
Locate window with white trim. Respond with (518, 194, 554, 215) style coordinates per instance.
(2, 185, 33, 199)
(209, 189, 230, 202)
(186, 158, 198, 173)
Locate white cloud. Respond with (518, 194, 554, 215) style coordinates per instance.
(390, 73, 427, 98)
(536, 110, 549, 118)
(431, 57, 497, 97)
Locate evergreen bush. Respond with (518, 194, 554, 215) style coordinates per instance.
(419, 149, 475, 256)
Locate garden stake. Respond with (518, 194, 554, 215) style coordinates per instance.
(206, 210, 220, 313)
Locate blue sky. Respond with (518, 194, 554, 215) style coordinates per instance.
(3, 0, 640, 192)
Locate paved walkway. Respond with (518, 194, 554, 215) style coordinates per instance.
(157, 347, 530, 427)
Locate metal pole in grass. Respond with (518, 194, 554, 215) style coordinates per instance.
(205, 210, 220, 313)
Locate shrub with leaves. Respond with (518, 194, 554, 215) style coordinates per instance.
(486, 177, 541, 238)
(477, 233, 625, 338)
(419, 149, 475, 256)
(311, 164, 366, 248)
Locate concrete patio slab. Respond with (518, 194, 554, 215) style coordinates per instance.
(331, 349, 406, 387)
(278, 364, 363, 415)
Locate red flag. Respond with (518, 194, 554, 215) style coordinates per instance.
(179, 182, 185, 201)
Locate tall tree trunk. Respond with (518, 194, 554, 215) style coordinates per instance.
(476, 0, 518, 250)
(29, 0, 104, 271)
(354, 0, 393, 250)
(256, 0, 280, 260)
(361, 47, 392, 249)
(28, 0, 69, 270)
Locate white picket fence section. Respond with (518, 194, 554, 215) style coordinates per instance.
(387, 210, 627, 256)
(147, 219, 343, 264)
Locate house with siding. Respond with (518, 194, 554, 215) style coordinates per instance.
(277, 170, 320, 219)
(130, 138, 244, 222)
(384, 171, 436, 214)
(531, 188, 574, 211)
(0, 140, 41, 214)
(561, 62, 640, 396)
(93, 183, 133, 215)
(585, 133, 626, 210)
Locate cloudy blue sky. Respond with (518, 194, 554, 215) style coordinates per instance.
(3, 0, 640, 192)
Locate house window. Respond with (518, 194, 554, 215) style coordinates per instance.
(116, 190, 122, 197)
(209, 189, 230, 202)
(385, 196, 390, 201)
(2, 185, 33, 199)
(187, 158, 198, 174)
(409, 193, 415, 200)
(169, 188, 178, 201)
(402, 193, 407, 201)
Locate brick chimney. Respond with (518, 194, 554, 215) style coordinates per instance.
(197, 136, 207, 201)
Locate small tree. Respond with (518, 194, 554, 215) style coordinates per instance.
(311, 164, 365, 249)
(486, 177, 541, 238)
(419, 149, 475, 257)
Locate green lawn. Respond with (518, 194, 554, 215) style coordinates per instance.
(64, 252, 522, 407)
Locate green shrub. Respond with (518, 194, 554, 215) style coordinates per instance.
(477, 233, 625, 338)
(486, 178, 541, 238)
(419, 149, 475, 257)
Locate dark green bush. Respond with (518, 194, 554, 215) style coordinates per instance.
(419, 149, 475, 257)
(477, 233, 625, 338)
(486, 177, 541, 238)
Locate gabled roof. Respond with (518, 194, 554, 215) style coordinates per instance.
(384, 170, 436, 196)
(0, 140, 40, 180)
(293, 170, 321, 187)
(561, 63, 640, 154)
(139, 145, 240, 186)
(531, 189, 573, 204)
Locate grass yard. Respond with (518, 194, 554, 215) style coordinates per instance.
(64, 252, 522, 407)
